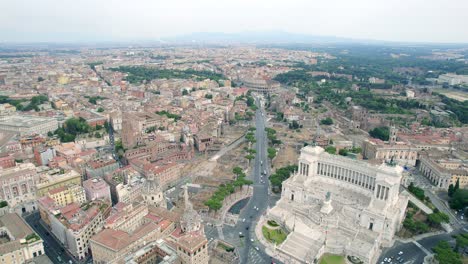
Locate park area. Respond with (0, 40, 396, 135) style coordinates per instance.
(262, 224, 287, 245)
(319, 254, 345, 264)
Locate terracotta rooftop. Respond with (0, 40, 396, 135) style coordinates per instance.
(177, 231, 207, 252)
(91, 222, 159, 251)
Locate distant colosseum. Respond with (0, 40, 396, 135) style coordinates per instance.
(241, 77, 280, 94)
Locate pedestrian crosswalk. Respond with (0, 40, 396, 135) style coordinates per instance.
(248, 247, 266, 264)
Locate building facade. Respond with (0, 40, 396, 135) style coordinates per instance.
(0, 163, 39, 214)
(362, 139, 418, 167)
(37, 199, 105, 260)
(36, 169, 82, 197)
(267, 146, 408, 264)
(46, 185, 86, 207)
(83, 178, 112, 202)
(0, 115, 58, 136)
(418, 152, 468, 189)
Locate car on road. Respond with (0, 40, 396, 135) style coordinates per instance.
(242, 218, 246, 222)
(251, 238, 254, 242)
(398, 251, 403, 255)
(255, 247, 260, 251)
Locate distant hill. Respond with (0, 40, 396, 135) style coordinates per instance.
(162, 31, 372, 44)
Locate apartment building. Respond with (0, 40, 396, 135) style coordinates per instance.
(37, 198, 105, 260)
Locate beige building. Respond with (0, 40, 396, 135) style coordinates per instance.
(0, 115, 58, 136)
(362, 139, 418, 167)
(121, 112, 163, 149)
(0, 213, 45, 264)
(267, 146, 408, 264)
(38, 198, 105, 260)
(419, 151, 468, 189)
(0, 163, 39, 214)
(36, 169, 82, 197)
(45, 184, 86, 207)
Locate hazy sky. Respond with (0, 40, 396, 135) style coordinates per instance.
(1, 0, 468, 43)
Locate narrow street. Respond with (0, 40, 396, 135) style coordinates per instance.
(24, 212, 78, 264)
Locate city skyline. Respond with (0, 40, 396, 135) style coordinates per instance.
(2, 0, 468, 43)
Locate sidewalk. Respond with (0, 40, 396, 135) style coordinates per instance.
(395, 230, 445, 243)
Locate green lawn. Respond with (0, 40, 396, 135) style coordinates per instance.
(262, 226, 287, 245)
(319, 254, 345, 264)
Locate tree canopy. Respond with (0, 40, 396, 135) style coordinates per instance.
(269, 165, 298, 192)
(433, 240, 462, 264)
(111, 66, 226, 84)
(369, 126, 390, 141)
(320, 117, 333, 125)
(450, 189, 468, 210)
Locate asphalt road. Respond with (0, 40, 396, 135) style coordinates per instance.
(378, 230, 462, 264)
(227, 97, 281, 264)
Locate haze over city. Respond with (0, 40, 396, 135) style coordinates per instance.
(1, 1, 468, 264)
(2, 0, 468, 43)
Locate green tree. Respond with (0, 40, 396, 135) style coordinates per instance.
(247, 148, 256, 154)
(320, 117, 333, 125)
(104, 121, 110, 131)
(204, 199, 222, 211)
(448, 184, 455, 197)
(114, 139, 125, 158)
(408, 182, 425, 201)
(369, 126, 390, 141)
(269, 165, 298, 192)
(205, 94, 213, 99)
(97, 107, 104, 112)
(427, 211, 450, 227)
(450, 189, 468, 210)
(182, 89, 189, 95)
(325, 146, 336, 154)
(433, 241, 462, 264)
(455, 178, 460, 192)
(454, 233, 468, 252)
(245, 154, 255, 163)
(289, 120, 300, 129)
(338, 149, 349, 156)
(268, 147, 277, 161)
(232, 167, 243, 176)
(275, 112, 284, 121)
